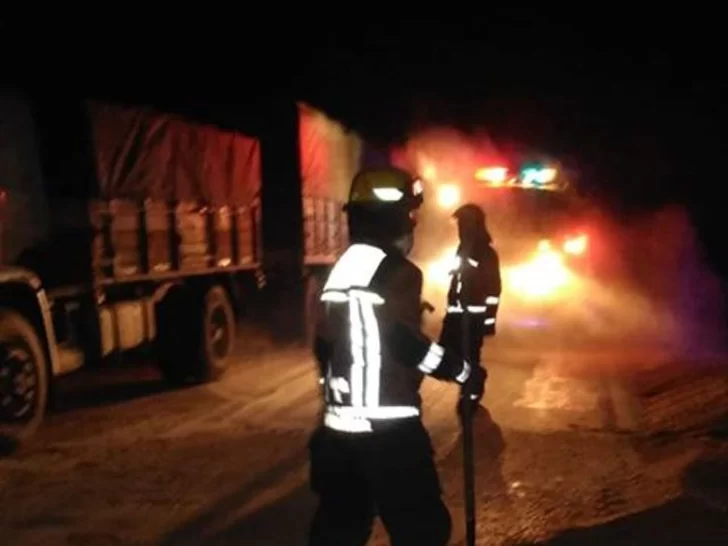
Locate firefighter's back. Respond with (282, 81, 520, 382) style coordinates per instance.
(320, 243, 426, 432)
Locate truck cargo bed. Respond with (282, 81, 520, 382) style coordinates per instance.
(36, 192, 345, 289)
(35, 197, 260, 287)
(302, 195, 348, 265)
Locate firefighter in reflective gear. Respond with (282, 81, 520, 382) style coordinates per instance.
(439, 203, 502, 396)
(308, 167, 485, 546)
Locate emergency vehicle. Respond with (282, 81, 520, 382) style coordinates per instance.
(417, 157, 602, 336)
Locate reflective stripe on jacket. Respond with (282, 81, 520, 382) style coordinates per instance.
(446, 244, 501, 325)
(314, 243, 471, 433)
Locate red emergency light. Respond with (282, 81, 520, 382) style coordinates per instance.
(474, 166, 509, 185)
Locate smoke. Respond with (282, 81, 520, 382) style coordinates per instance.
(606, 204, 727, 359)
(391, 127, 502, 185)
(390, 127, 502, 267)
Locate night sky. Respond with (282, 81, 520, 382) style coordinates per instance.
(7, 17, 724, 273)
(298, 21, 723, 275)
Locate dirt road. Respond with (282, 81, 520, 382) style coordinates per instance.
(1, 329, 726, 545)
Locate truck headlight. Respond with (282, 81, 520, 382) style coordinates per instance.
(506, 244, 571, 298)
(436, 184, 460, 209)
(563, 234, 588, 255)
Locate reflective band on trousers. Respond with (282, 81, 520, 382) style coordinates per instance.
(446, 305, 487, 314)
(324, 405, 421, 433)
(456, 361, 471, 383)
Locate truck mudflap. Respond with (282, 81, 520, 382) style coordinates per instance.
(0, 267, 61, 376)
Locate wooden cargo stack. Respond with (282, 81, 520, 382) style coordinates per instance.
(302, 195, 348, 263)
(106, 200, 142, 277)
(325, 199, 346, 256)
(210, 206, 232, 267)
(233, 204, 259, 266)
(175, 202, 210, 270)
(314, 199, 327, 258)
(89, 199, 260, 283)
(302, 196, 318, 260)
(143, 201, 173, 273)
(206, 203, 259, 268)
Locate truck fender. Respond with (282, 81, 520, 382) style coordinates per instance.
(0, 266, 61, 376)
(150, 281, 183, 305)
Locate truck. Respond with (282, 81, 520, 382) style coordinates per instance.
(391, 138, 603, 341)
(0, 91, 363, 444)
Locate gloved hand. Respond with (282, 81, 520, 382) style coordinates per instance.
(459, 365, 486, 416)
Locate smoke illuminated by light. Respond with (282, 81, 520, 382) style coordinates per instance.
(425, 245, 459, 290)
(422, 162, 437, 180)
(392, 128, 502, 187)
(395, 125, 726, 361)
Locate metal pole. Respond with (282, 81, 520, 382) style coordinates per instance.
(461, 307, 476, 546)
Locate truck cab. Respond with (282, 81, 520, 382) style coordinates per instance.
(0, 94, 60, 443)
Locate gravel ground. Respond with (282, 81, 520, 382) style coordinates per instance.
(1, 330, 726, 545)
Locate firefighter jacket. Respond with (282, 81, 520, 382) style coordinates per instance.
(445, 243, 502, 334)
(313, 243, 472, 433)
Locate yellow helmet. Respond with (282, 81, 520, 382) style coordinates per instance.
(347, 167, 424, 208)
(345, 167, 424, 243)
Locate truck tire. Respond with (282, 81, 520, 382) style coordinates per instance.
(0, 309, 49, 446)
(196, 285, 235, 382)
(156, 284, 234, 385)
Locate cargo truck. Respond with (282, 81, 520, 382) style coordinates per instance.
(0, 92, 362, 443)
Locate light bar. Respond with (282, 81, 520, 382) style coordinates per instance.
(475, 166, 509, 184)
(521, 167, 557, 185)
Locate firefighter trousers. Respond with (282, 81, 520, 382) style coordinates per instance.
(308, 417, 451, 546)
(439, 312, 485, 366)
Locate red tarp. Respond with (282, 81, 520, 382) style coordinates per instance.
(87, 100, 261, 206)
(88, 101, 362, 205)
(297, 103, 361, 202)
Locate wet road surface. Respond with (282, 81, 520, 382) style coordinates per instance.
(1, 326, 726, 545)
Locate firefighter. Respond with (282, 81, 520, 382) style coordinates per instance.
(308, 167, 485, 546)
(439, 203, 501, 399)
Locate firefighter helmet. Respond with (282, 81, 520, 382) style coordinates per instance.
(453, 203, 485, 225)
(345, 167, 424, 244)
(453, 203, 492, 244)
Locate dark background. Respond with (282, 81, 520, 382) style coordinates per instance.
(5, 18, 724, 275)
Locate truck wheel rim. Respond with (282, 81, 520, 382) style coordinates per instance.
(208, 307, 230, 360)
(0, 344, 37, 422)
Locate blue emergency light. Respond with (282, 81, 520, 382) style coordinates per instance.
(520, 165, 557, 186)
